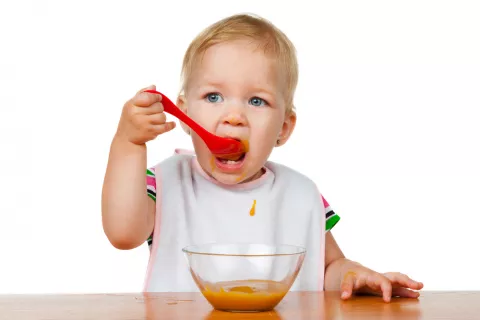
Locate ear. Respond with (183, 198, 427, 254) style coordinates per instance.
(276, 110, 297, 147)
(176, 95, 191, 135)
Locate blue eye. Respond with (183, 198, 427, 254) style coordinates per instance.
(206, 93, 223, 103)
(249, 97, 266, 107)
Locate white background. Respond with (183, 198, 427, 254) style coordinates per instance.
(1, 0, 479, 294)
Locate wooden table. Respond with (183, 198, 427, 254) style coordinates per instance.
(1, 291, 479, 319)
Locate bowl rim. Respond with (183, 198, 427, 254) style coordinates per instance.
(181, 243, 307, 257)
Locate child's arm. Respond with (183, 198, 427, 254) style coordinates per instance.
(324, 232, 423, 302)
(102, 138, 154, 249)
(101, 85, 176, 250)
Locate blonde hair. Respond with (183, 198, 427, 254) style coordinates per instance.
(179, 13, 298, 114)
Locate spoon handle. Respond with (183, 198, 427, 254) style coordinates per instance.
(143, 89, 245, 155)
(144, 89, 211, 139)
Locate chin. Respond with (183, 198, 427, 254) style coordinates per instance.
(210, 172, 245, 185)
(209, 163, 264, 185)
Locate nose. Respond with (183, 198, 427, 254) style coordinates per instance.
(221, 111, 247, 127)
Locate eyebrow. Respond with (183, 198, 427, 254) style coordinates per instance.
(249, 86, 275, 98)
(194, 81, 276, 99)
(195, 80, 224, 89)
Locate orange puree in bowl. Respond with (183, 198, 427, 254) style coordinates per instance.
(201, 280, 289, 312)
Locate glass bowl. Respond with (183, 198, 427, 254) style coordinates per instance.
(182, 243, 306, 312)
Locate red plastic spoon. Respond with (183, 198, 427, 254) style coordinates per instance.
(143, 89, 246, 156)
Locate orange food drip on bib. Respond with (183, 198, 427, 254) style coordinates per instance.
(249, 200, 257, 216)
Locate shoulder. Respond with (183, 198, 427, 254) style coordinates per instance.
(265, 161, 320, 197)
(266, 161, 317, 186)
(149, 150, 195, 173)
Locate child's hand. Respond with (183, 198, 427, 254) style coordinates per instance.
(340, 267, 423, 302)
(116, 85, 176, 145)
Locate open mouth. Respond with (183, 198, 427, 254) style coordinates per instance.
(215, 152, 246, 164)
(213, 138, 248, 170)
(213, 152, 246, 172)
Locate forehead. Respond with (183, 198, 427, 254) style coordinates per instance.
(189, 39, 285, 90)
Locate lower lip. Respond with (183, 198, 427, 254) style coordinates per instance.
(214, 156, 246, 173)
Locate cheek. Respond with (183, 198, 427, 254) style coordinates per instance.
(191, 131, 208, 151)
(252, 115, 283, 140)
(192, 133, 211, 165)
(250, 123, 280, 152)
(188, 103, 217, 130)
(187, 104, 202, 122)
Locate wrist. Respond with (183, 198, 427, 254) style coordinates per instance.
(339, 259, 363, 274)
(111, 133, 146, 154)
(327, 257, 352, 272)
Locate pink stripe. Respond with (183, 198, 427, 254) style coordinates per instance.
(146, 176, 156, 189)
(318, 191, 326, 291)
(175, 148, 195, 155)
(321, 195, 329, 209)
(143, 165, 162, 292)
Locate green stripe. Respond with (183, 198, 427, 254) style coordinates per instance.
(146, 168, 155, 176)
(326, 214, 340, 231)
(147, 193, 156, 201)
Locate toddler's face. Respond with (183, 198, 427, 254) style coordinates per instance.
(178, 39, 295, 184)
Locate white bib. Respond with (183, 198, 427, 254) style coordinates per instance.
(144, 152, 326, 292)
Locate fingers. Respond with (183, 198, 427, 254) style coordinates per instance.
(378, 277, 392, 302)
(340, 272, 356, 300)
(360, 273, 391, 302)
(119, 85, 176, 144)
(131, 114, 175, 134)
(136, 84, 156, 95)
(354, 274, 367, 291)
(148, 113, 167, 125)
(392, 287, 421, 299)
(348, 272, 392, 302)
(384, 272, 424, 290)
(340, 270, 422, 303)
(133, 90, 162, 108)
(142, 102, 164, 115)
(150, 121, 176, 135)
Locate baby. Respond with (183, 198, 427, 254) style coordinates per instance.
(102, 13, 423, 302)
